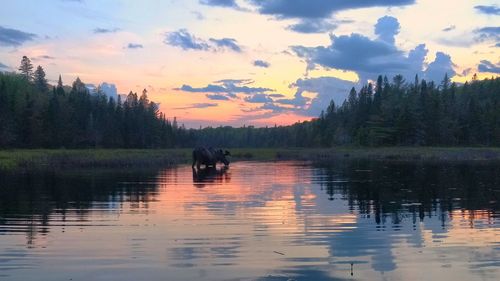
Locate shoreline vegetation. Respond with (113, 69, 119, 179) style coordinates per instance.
(1, 147, 500, 170)
(1, 57, 499, 171)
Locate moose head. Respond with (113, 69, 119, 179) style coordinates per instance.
(216, 149, 231, 166)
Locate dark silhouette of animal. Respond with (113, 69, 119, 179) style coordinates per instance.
(192, 165, 230, 188)
(192, 147, 230, 169)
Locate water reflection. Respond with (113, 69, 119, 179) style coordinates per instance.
(192, 166, 231, 188)
(0, 161, 498, 281)
(0, 169, 160, 245)
(313, 161, 499, 225)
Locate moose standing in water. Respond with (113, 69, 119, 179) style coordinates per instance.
(192, 147, 231, 169)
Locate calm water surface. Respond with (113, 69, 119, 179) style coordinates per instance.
(0, 161, 499, 280)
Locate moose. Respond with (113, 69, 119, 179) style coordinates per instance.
(192, 147, 231, 169)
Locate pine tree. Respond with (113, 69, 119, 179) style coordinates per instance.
(47, 89, 60, 147)
(56, 75, 65, 96)
(34, 65, 48, 92)
(372, 75, 383, 114)
(173, 117, 178, 130)
(18, 56, 34, 81)
(140, 88, 149, 106)
(20, 92, 35, 147)
(72, 77, 86, 93)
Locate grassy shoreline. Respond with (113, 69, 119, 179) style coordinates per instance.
(1, 147, 500, 170)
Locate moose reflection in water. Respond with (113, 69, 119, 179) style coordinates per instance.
(192, 165, 231, 187)
(192, 147, 231, 169)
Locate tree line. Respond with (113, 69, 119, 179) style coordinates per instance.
(0, 56, 498, 148)
(0, 56, 190, 148)
(189, 74, 500, 147)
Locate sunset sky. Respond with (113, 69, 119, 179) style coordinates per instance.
(0, 0, 498, 127)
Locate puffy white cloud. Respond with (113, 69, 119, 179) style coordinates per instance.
(424, 52, 456, 82)
(98, 82, 119, 100)
(293, 16, 455, 82)
(293, 77, 355, 116)
(375, 16, 400, 45)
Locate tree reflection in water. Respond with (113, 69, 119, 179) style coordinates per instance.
(0, 168, 161, 245)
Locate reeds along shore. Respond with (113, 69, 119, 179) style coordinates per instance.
(1, 147, 500, 170)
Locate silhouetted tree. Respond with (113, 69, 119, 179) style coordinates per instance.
(34, 65, 48, 92)
(18, 56, 34, 81)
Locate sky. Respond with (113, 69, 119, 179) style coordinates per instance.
(0, 0, 499, 127)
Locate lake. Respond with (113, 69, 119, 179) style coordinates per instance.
(0, 161, 499, 281)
